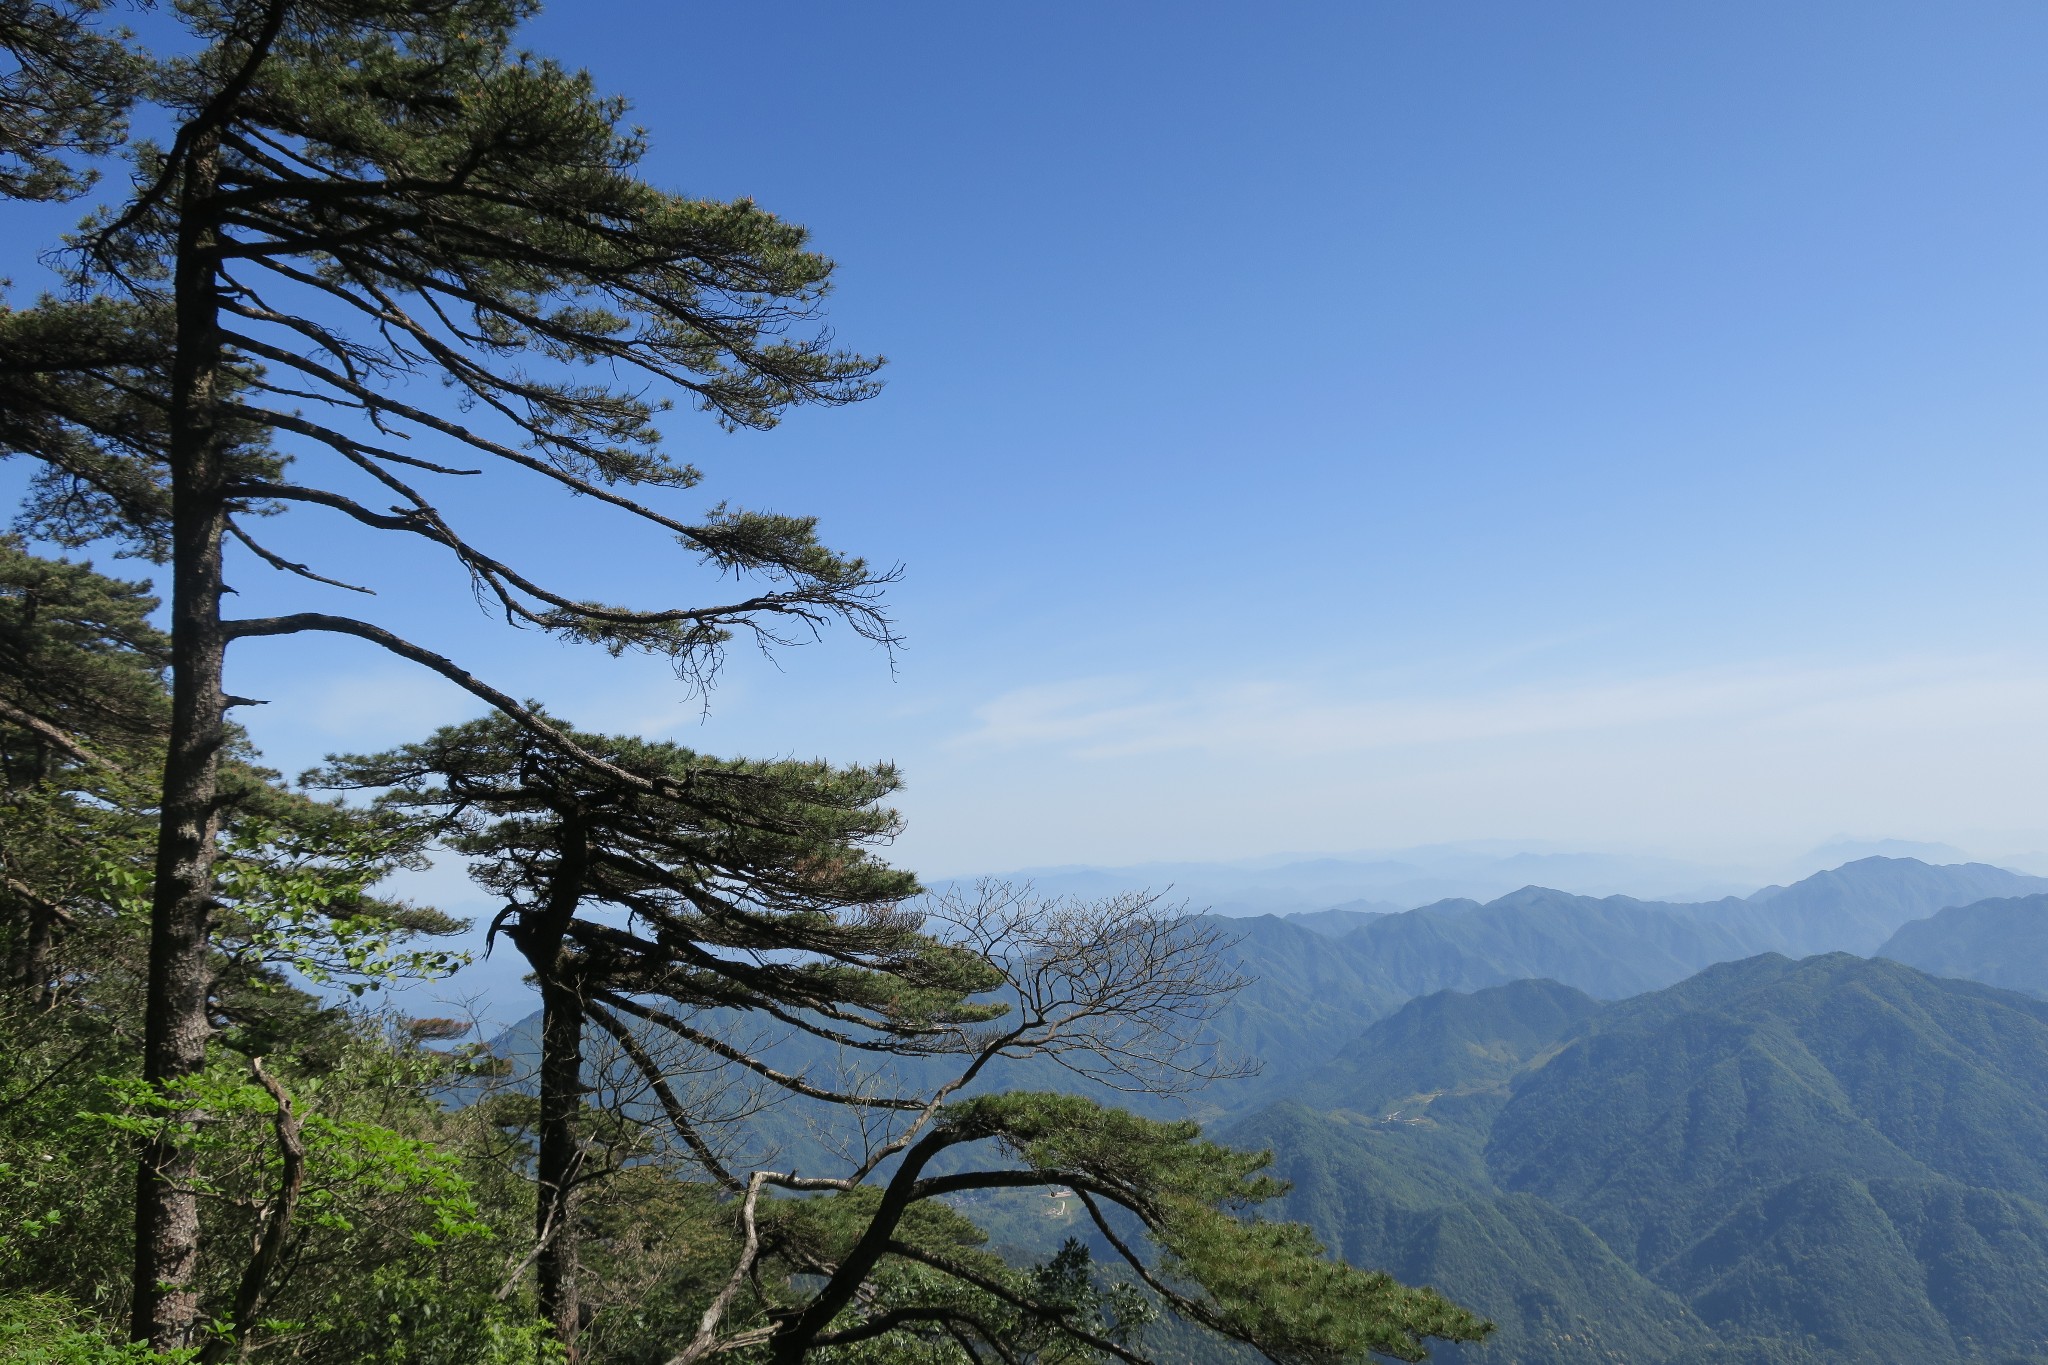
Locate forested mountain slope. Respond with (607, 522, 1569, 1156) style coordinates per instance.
(1226, 955, 2048, 1365)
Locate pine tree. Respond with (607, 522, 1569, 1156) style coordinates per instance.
(3, 0, 890, 1344)
(316, 713, 1000, 1356)
(320, 724, 1494, 1364)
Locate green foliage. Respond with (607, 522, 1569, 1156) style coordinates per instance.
(0, 532, 166, 763)
(0, 1, 143, 201)
(0, 994, 562, 1363)
(939, 1092, 1491, 1364)
(0, 541, 465, 1024)
(0, 1293, 191, 1364)
(315, 709, 1005, 1049)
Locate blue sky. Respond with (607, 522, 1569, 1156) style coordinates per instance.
(14, 1, 2048, 884)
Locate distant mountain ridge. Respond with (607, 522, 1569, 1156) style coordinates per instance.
(1677, 856, 2048, 955)
(1878, 892, 2048, 997)
(942, 843, 2046, 922)
(937, 845, 1777, 918)
(1203, 857, 2048, 1083)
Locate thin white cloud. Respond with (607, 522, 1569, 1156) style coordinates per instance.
(952, 656, 2048, 761)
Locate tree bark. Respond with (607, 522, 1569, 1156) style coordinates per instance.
(18, 893, 55, 1007)
(769, 1126, 965, 1363)
(536, 972, 586, 1358)
(528, 816, 592, 1359)
(132, 129, 228, 1352)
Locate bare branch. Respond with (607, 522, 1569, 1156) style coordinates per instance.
(662, 1172, 770, 1365)
(585, 1000, 745, 1192)
(226, 520, 374, 594)
(198, 1056, 306, 1364)
(591, 989, 926, 1113)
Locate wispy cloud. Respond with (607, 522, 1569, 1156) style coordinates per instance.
(951, 656, 2048, 761)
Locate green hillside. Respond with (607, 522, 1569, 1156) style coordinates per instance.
(1230, 955, 2048, 1364)
(1277, 977, 1602, 1120)
(1226, 1104, 1719, 1365)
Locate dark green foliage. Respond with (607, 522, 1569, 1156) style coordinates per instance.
(0, 532, 166, 772)
(0, 0, 140, 201)
(314, 711, 964, 1031)
(761, 1090, 1490, 1365)
(1876, 893, 2048, 996)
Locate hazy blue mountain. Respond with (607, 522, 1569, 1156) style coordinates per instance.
(1308, 858, 2048, 1016)
(1195, 912, 1411, 1086)
(1340, 889, 1759, 1000)
(1279, 901, 1401, 935)
(1877, 893, 2048, 997)
(931, 844, 1769, 918)
(1799, 838, 1972, 867)
(1674, 857, 2048, 957)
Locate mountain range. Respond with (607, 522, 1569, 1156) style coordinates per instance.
(479, 854, 2048, 1363)
(944, 840, 2035, 920)
(1208, 857, 2048, 1089)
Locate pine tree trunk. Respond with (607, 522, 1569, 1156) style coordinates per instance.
(536, 973, 586, 1359)
(529, 818, 591, 1359)
(18, 897, 55, 1007)
(132, 131, 228, 1352)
